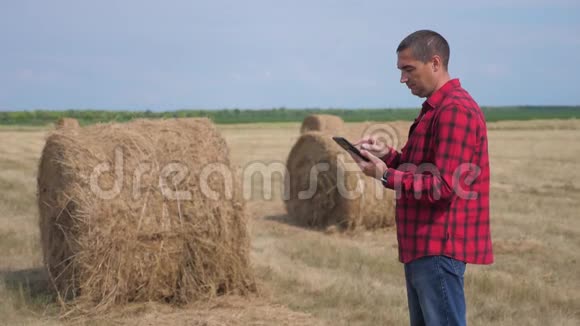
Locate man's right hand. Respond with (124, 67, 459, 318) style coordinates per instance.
(354, 136, 391, 159)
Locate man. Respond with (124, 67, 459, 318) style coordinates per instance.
(350, 30, 493, 326)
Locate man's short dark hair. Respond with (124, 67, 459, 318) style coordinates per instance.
(397, 30, 450, 69)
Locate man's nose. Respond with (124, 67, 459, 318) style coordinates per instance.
(400, 72, 408, 84)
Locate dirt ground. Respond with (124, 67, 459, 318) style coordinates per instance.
(1, 119, 579, 325)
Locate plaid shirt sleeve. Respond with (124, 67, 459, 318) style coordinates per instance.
(381, 147, 401, 168)
(383, 105, 476, 204)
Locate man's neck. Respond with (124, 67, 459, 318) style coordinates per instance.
(431, 73, 451, 96)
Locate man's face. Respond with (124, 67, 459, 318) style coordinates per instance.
(397, 48, 435, 98)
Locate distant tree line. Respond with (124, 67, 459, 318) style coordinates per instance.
(0, 106, 578, 126)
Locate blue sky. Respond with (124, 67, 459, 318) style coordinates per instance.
(1, 0, 579, 111)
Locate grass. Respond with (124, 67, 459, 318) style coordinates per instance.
(0, 120, 579, 325)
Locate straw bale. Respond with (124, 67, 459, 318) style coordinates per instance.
(284, 132, 395, 230)
(37, 118, 255, 312)
(300, 114, 344, 134)
(55, 118, 80, 130)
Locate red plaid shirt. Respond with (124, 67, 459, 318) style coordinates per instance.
(382, 79, 493, 264)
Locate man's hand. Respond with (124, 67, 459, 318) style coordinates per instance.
(354, 136, 391, 159)
(349, 149, 388, 180)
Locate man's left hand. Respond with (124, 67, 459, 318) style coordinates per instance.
(350, 150, 388, 180)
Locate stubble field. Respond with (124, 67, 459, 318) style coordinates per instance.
(0, 119, 579, 325)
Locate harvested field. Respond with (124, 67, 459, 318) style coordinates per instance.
(1, 119, 579, 325)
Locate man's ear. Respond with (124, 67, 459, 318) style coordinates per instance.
(432, 55, 442, 72)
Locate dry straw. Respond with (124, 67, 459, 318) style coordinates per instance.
(37, 118, 256, 314)
(55, 118, 80, 130)
(284, 131, 395, 230)
(300, 114, 344, 134)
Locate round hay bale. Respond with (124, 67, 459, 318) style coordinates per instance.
(300, 114, 344, 134)
(55, 118, 80, 130)
(284, 132, 395, 230)
(37, 118, 255, 312)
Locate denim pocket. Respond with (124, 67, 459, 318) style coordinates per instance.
(439, 256, 466, 276)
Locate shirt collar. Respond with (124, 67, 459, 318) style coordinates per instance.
(422, 78, 461, 112)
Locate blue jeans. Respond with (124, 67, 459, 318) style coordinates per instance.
(404, 255, 467, 326)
